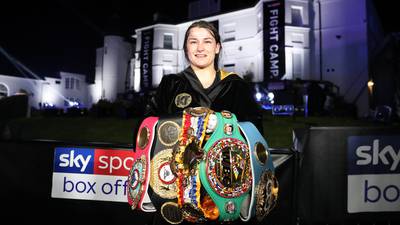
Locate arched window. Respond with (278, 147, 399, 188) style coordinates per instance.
(0, 83, 8, 99)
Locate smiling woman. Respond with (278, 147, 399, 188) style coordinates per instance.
(146, 20, 264, 132)
(185, 26, 221, 87)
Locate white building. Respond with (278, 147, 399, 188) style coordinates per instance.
(90, 35, 133, 103)
(0, 35, 133, 112)
(0, 0, 384, 117)
(0, 71, 87, 110)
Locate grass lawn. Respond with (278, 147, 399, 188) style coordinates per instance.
(2, 112, 392, 148)
(261, 114, 379, 148)
(3, 117, 141, 145)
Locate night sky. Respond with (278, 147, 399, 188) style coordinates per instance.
(0, 0, 397, 82)
(0, 0, 191, 81)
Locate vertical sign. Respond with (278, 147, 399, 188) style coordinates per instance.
(263, 0, 285, 81)
(140, 28, 154, 91)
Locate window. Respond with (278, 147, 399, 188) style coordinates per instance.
(65, 78, 70, 89)
(222, 23, 236, 42)
(76, 79, 80, 90)
(163, 34, 173, 49)
(70, 78, 74, 89)
(291, 6, 303, 26)
(55, 80, 61, 84)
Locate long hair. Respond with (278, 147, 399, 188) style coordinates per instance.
(183, 20, 221, 70)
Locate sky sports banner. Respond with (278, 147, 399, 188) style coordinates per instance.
(263, 0, 285, 81)
(51, 147, 134, 202)
(347, 136, 400, 213)
(140, 28, 153, 91)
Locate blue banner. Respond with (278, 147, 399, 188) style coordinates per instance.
(348, 135, 400, 175)
(263, 0, 285, 81)
(140, 28, 154, 91)
(53, 147, 94, 174)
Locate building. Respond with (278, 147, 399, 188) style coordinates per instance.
(0, 0, 385, 117)
(0, 70, 88, 110)
(0, 35, 133, 112)
(90, 35, 134, 103)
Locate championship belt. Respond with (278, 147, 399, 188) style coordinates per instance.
(127, 116, 158, 212)
(148, 116, 181, 212)
(174, 107, 214, 223)
(199, 111, 252, 222)
(238, 122, 279, 222)
(128, 109, 279, 224)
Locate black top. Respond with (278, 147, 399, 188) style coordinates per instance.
(203, 71, 220, 94)
(146, 66, 263, 132)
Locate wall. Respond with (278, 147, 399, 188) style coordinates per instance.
(0, 74, 41, 109)
(313, 0, 369, 116)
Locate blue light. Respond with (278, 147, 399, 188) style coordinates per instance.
(255, 92, 263, 101)
(43, 102, 55, 108)
(267, 92, 275, 101)
(68, 101, 80, 108)
(271, 104, 295, 116)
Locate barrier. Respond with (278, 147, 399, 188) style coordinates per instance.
(295, 127, 400, 225)
(4, 126, 395, 225)
(0, 140, 152, 224)
(0, 139, 294, 225)
(267, 148, 298, 225)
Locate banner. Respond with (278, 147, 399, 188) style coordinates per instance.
(140, 28, 154, 91)
(263, 0, 285, 81)
(347, 136, 400, 213)
(51, 147, 134, 202)
(296, 127, 400, 225)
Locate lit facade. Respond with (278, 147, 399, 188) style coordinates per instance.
(91, 35, 133, 103)
(0, 35, 133, 111)
(0, 71, 88, 110)
(0, 0, 383, 117)
(132, 0, 383, 117)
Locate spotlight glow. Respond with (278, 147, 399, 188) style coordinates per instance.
(267, 92, 275, 100)
(255, 92, 262, 101)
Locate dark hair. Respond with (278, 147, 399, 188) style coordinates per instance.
(183, 20, 221, 70)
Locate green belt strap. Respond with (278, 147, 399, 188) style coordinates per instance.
(199, 112, 251, 222)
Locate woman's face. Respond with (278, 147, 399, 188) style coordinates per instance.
(186, 27, 220, 70)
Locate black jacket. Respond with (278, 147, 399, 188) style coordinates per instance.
(146, 66, 263, 132)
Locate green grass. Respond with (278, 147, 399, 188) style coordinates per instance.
(262, 115, 377, 148)
(2, 113, 391, 148)
(4, 117, 141, 144)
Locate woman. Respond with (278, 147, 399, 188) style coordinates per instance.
(142, 20, 263, 225)
(146, 20, 263, 131)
